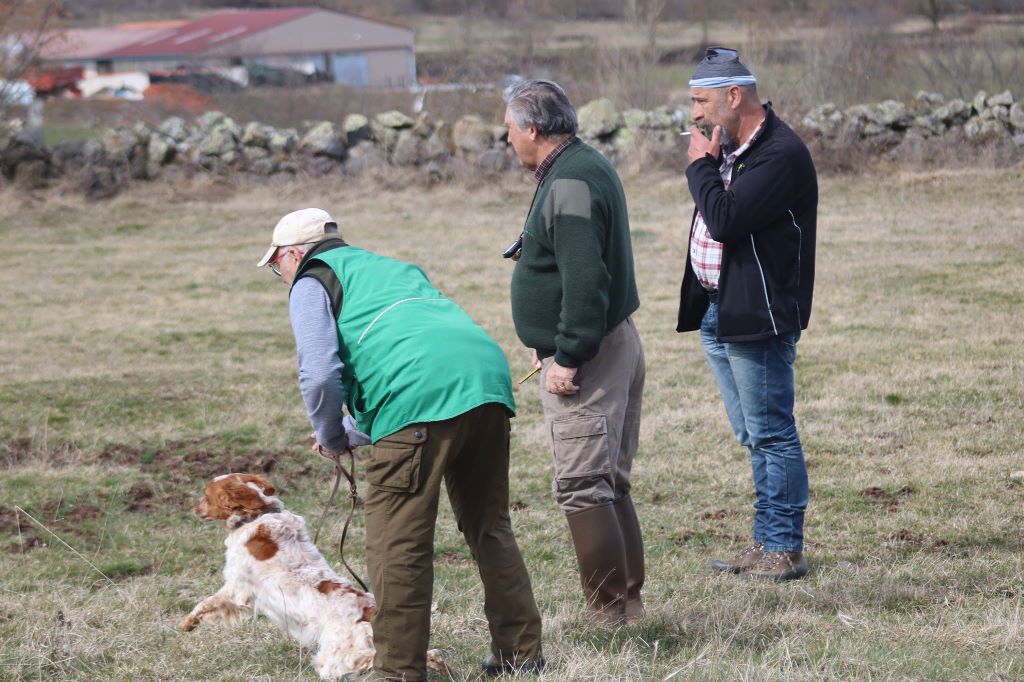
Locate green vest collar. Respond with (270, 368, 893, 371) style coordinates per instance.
(292, 238, 348, 287)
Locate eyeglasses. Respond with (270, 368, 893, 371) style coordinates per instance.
(268, 249, 289, 277)
(704, 47, 739, 63)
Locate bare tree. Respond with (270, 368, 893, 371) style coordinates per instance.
(920, 0, 954, 31)
(593, 0, 666, 107)
(0, 0, 64, 118)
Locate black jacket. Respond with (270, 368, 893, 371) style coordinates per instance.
(678, 104, 817, 342)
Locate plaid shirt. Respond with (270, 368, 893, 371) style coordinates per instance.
(689, 119, 766, 291)
(534, 135, 578, 183)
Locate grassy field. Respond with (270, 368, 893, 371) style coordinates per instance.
(1, 163, 1022, 681)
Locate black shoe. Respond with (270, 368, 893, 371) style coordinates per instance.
(481, 654, 546, 677)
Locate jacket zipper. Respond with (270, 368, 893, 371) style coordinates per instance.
(749, 235, 778, 335)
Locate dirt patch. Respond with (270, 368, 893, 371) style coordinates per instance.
(10, 535, 47, 553)
(125, 481, 158, 512)
(103, 439, 280, 481)
(699, 509, 734, 521)
(0, 505, 29, 535)
(42, 500, 104, 523)
(1, 438, 33, 467)
(1, 506, 46, 553)
(510, 499, 528, 511)
(861, 485, 915, 511)
(887, 529, 925, 546)
(12, 436, 287, 484)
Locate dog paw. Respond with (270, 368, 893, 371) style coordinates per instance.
(179, 616, 198, 632)
(427, 649, 452, 676)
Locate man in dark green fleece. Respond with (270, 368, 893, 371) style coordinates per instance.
(504, 79, 647, 626)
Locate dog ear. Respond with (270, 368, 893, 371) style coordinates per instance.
(238, 474, 276, 498)
(218, 475, 272, 515)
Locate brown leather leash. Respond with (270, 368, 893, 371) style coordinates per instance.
(312, 445, 369, 592)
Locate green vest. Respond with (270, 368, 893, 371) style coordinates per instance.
(293, 244, 515, 442)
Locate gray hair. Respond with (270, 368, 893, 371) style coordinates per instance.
(503, 79, 577, 138)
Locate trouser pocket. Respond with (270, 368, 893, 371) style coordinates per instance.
(551, 414, 611, 479)
(366, 426, 427, 493)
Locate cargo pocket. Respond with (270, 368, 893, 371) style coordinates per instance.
(365, 426, 427, 493)
(550, 414, 611, 479)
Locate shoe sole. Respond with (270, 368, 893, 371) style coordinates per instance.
(741, 567, 809, 582)
(710, 560, 753, 574)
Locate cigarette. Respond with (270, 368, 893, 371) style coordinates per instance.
(518, 367, 541, 384)
(679, 131, 691, 137)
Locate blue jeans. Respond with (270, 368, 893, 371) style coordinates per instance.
(700, 303, 808, 553)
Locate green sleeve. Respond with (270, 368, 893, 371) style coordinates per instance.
(547, 178, 610, 367)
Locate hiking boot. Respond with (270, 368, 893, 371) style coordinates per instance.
(481, 653, 546, 677)
(710, 542, 764, 574)
(742, 551, 808, 582)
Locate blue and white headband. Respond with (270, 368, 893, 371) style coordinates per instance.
(688, 75, 758, 89)
(689, 47, 756, 89)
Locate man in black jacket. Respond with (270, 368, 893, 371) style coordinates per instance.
(679, 47, 817, 581)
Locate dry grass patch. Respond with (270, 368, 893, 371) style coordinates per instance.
(1, 166, 1022, 680)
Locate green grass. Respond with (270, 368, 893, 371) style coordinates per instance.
(42, 125, 102, 147)
(1, 165, 1022, 680)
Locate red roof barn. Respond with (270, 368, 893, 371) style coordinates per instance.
(39, 7, 416, 88)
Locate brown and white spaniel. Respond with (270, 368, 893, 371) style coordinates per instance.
(180, 473, 376, 679)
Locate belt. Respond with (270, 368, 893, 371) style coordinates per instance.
(706, 289, 719, 303)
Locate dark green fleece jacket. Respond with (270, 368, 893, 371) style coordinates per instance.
(510, 141, 640, 368)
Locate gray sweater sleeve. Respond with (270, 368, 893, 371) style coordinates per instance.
(289, 276, 347, 451)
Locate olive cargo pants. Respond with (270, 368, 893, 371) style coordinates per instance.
(363, 402, 543, 681)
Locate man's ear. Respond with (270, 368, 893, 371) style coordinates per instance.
(728, 85, 742, 109)
(528, 124, 540, 141)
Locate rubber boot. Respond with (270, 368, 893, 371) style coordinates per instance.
(613, 495, 646, 623)
(565, 505, 628, 626)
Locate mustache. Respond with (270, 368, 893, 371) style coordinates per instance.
(694, 120, 716, 136)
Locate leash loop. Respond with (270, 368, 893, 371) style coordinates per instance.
(312, 445, 369, 592)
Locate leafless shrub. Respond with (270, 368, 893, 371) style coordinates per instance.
(744, 9, 907, 112)
(912, 21, 1024, 98)
(593, 0, 667, 108)
(0, 0, 65, 118)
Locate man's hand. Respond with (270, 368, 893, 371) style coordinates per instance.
(309, 431, 350, 459)
(545, 361, 579, 396)
(530, 349, 541, 370)
(687, 124, 721, 165)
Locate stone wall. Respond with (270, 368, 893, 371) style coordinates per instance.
(1, 90, 1020, 199)
(802, 90, 1024, 150)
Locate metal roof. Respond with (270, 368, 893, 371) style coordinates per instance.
(102, 8, 318, 58)
(36, 7, 413, 62)
(35, 22, 186, 60)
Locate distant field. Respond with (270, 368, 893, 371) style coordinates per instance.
(1, 165, 1022, 680)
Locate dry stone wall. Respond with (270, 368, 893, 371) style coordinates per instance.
(1, 90, 1021, 199)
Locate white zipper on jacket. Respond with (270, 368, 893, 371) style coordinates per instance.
(750, 235, 778, 335)
(788, 209, 802, 284)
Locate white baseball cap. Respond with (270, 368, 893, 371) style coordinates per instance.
(256, 208, 339, 268)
